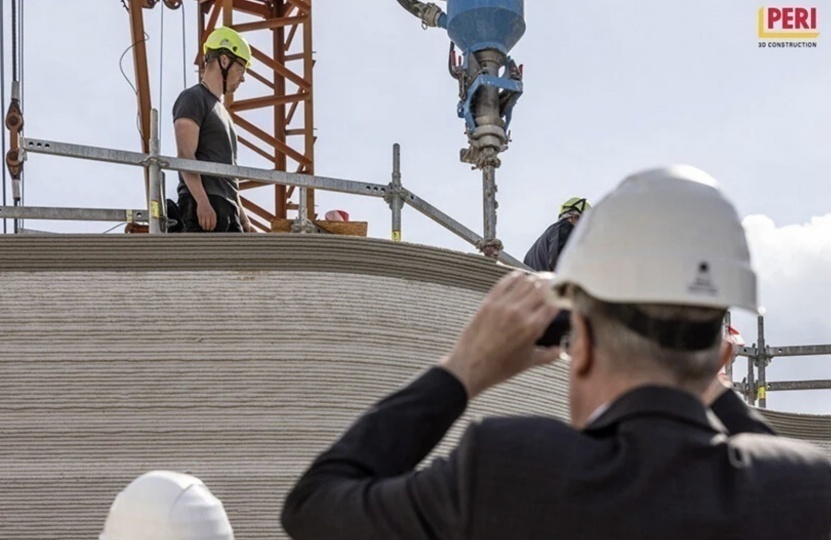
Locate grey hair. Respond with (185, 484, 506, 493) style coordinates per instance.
(572, 288, 725, 392)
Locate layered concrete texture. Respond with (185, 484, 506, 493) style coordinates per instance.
(0, 235, 828, 540)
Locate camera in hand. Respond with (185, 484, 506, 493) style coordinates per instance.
(536, 310, 571, 347)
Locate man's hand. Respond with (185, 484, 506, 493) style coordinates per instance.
(240, 208, 255, 232)
(197, 199, 218, 231)
(441, 271, 562, 399)
(236, 192, 256, 233)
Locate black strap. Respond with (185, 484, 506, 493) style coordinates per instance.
(562, 198, 587, 215)
(220, 62, 230, 95)
(604, 304, 723, 351)
(216, 50, 235, 95)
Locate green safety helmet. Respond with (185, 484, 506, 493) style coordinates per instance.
(559, 197, 591, 217)
(203, 26, 252, 68)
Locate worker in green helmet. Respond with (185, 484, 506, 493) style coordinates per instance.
(523, 197, 591, 271)
(171, 26, 254, 233)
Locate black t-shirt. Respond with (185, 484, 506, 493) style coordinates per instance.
(173, 83, 239, 204)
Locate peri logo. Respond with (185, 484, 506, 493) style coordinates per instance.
(688, 262, 718, 296)
(758, 6, 820, 39)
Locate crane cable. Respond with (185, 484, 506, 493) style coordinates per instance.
(118, 2, 189, 153)
(157, 3, 192, 150)
(11, 0, 17, 83)
(1, 0, 7, 234)
(159, 5, 165, 149)
(20, 0, 24, 217)
(8, 0, 24, 233)
(118, 33, 150, 141)
(181, 0, 187, 89)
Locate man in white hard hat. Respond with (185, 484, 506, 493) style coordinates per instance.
(100, 471, 234, 540)
(282, 165, 831, 539)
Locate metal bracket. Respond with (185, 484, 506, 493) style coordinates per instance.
(383, 184, 407, 208)
(420, 3, 445, 28)
(290, 217, 318, 234)
(139, 156, 170, 169)
(476, 237, 504, 260)
(457, 74, 523, 133)
(5, 94, 24, 182)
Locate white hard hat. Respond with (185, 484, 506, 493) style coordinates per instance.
(99, 471, 234, 540)
(550, 165, 757, 312)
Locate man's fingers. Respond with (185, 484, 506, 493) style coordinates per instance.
(531, 346, 561, 366)
(496, 273, 544, 310)
(525, 299, 562, 341)
(514, 275, 558, 323)
(514, 276, 551, 312)
(490, 272, 553, 304)
(490, 271, 526, 299)
(201, 209, 217, 231)
(484, 274, 558, 343)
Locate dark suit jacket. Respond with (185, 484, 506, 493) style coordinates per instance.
(282, 368, 831, 539)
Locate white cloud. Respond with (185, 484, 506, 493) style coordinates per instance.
(743, 214, 831, 322)
(731, 214, 831, 413)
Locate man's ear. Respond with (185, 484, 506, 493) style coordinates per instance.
(718, 338, 735, 372)
(571, 312, 594, 377)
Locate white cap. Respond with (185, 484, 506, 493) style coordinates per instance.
(550, 165, 757, 312)
(99, 471, 234, 540)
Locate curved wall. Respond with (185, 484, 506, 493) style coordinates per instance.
(0, 236, 566, 540)
(0, 235, 827, 539)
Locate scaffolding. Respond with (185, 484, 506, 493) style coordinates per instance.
(6, 127, 831, 411)
(1, 0, 527, 264)
(726, 314, 831, 409)
(2, 114, 527, 268)
(7, 124, 831, 409)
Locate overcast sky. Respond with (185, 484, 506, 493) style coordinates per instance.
(2, 0, 829, 413)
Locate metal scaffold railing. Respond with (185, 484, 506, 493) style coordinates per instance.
(0, 108, 528, 269)
(726, 314, 831, 409)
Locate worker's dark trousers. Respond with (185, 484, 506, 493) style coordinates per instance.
(178, 194, 244, 233)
